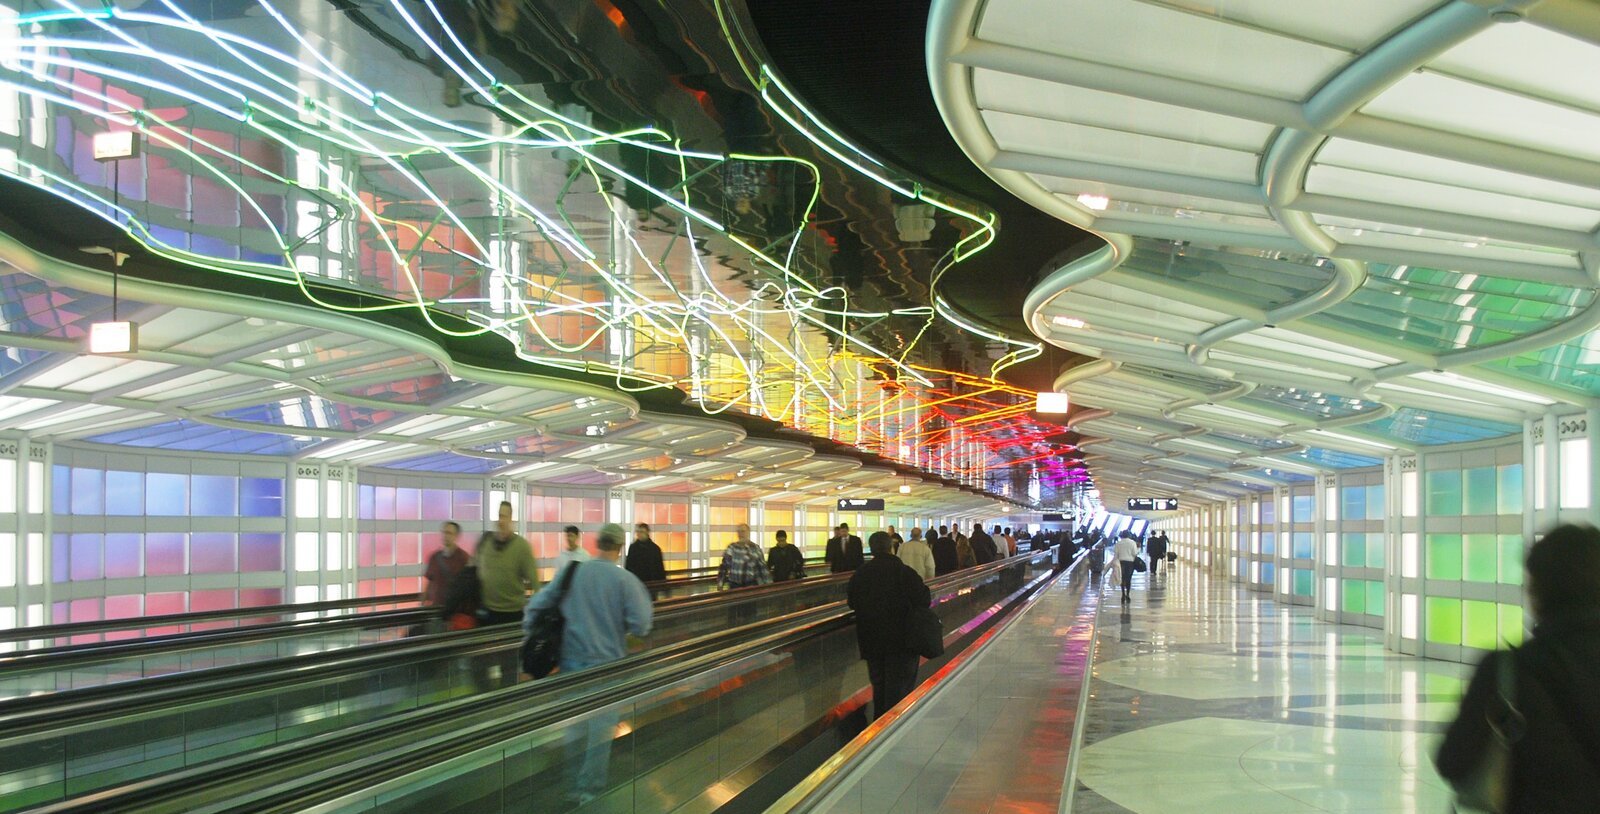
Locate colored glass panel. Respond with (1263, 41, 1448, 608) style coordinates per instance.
(1341, 486, 1367, 521)
(1292, 494, 1313, 523)
(240, 477, 284, 517)
(1464, 534, 1499, 582)
(145, 472, 188, 516)
(1366, 534, 1386, 569)
(1341, 533, 1366, 568)
(1463, 467, 1496, 516)
(1463, 600, 1498, 650)
(1425, 469, 1463, 516)
(106, 470, 144, 515)
(1292, 532, 1313, 559)
(1342, 579, 1366, 613)
(190, 533, 237, 574)
(1426, 534, 1463, 581)
(192, 475, 238, 516)
(1426, 597, 1463, 645)
(240, 533, 283, 571)
(1366, 581, 1385, 618)
(1293, 569, 1313, 596)
(1500, 604, 1525, 647)
(1498, 535, 1524, 586)
(104, 533, 141, 579)
(1497, 464, 1523, 515)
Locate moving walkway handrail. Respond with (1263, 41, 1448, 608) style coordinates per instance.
(0, 569, 850, 737)
(762, 547, 1089, 814)
(0, 593, 423, 644)
(36, 549, 1058, 814)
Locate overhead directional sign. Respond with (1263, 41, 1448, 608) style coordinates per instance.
(1127, 498, 1178, 511)
(1042, 512, 1074, 523)
(838, 498, 885, 511)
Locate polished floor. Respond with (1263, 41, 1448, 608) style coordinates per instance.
(1074, 562, 1472, 813)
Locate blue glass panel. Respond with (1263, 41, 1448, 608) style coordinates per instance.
(239, 533, 283, 571)
(1342, 486, 1367, 522)
(381, 451, 509, 474)
(1261, 562, 1275, 586)
(105, 470, 144, 515)
(1244, 387, 1384, 421)
(358, 484, 376, 519)
(240, 477, 285, 517)
(52, 465, 69, 515)
(70, 467, 105, 515)
(1261, 532, 1276, 556)
(215, 397, 398, 433)
(191, 474, 238, 516)
(1292, 494, 1313, 523)
(145, 472, 189, 516)
(86, 420, 323, 455)
(51, 533, 68, 583)
(1292, 532, 1314, 559)
(1362, 408, 1518, 445)
(1280, 447, 1383, 469)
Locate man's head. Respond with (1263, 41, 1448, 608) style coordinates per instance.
(867, 530, 893, 556)
(939, 525, 949, 537)
(634, 522, 651, 541)
(563, 525, 581, 550)
(835, 523, 848, 539)
(496, 500, 514, 535)
(910, 527, 922, 541)
(596, 523, 626, 555)
(888, 525, 897, 536)
(1526, 524, 1600, 621)
(775, 529, 788, 544)
(441, 521, 461, 550)
(736, 522, 751, 542)
(992, 525, 1002, 534)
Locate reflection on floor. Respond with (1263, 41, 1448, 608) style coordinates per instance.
(1074, 563, 1472, 813)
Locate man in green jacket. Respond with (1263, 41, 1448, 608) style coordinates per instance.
(476, 500, 537, 625)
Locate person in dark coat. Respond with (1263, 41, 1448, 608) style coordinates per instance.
(969, 523, 997, 565)
(930, 528, 959, 576)
(847, 531, 931, 719)
(624, 522, 667, 592)
(1436, 524, 1600, 813)
(825, 523, 864, 573)
(767, 529, 806, 581)
(1146, 532, 1167, 577)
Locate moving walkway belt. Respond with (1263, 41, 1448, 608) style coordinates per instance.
(0, 570, 854, 813)
(20, 549, 1059, 814)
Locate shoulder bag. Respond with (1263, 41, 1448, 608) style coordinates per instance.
(909, 604, 945, 659)
(1454, 649, 1523, 813)
(1132, 556, 1147, 573)
(520, 562, 580, 679)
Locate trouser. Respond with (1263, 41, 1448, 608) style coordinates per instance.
(1120, 562, 1134, 595)
(560, 657, 619, 798)
(1149, 555, 1160, 576)
(866, 654, 921, 720)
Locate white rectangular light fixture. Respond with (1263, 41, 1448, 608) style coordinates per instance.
(1035, 391, 1069, 414)
(1076, 193, 1110, 211)
(88, 320, 137, 354)
(92, 131, 140, 161)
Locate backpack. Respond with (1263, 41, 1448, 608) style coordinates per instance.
(520, 562, 580, 679)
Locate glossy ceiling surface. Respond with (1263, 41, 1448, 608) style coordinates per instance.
(929, 0, 1600, 510)
(0, 0, 1084, 505)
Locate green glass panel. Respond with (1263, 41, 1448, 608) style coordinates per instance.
(1497, 465, 1523, 515)
(1292, 495, 1313, 523)
(1292, 532, 1313, 559)
(1366, 581, 1385, 618)
(1464, 534, 1499, 582)
(1427, 597, 1463, 645)
(1426, 534, 1463, 581)
(1426, 470, 1463, 516)
(1498, 535, 1524, 586)
(1341, 533, 1366, 568)
(1366, 534, 1386, 569)
(1261, 532, 1275, 556)
(1463, 600, 1498, 650)
(1499, 604, 1525, 647)
(1342, 486, 1367, 521)
(1463, 467, 1497, 516)
(1343, 579, 1366, 613)
(1294, 569, 1313, 596)
(1366, 484, 1386, 520)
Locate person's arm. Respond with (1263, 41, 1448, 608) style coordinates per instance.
(522, 573, 561, 634)
(421, 554, 437, 603)
(755, 549, 772, 585)
(795, 549, 806, 579)
(518, 541, 537, 594)
(624, 575, 653, 638)
(623, 544, 641, 574)
(1435, 652, 1501, 785)
(649, 546, 666, 582)
(718, 549, 732, 589)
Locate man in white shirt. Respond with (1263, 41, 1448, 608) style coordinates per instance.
(897, 527, 936, 582)
(1113, 531, 1139, 604)
(557, 524, 591, 571)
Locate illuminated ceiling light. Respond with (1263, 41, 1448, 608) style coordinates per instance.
(88, 320, 138, 355)
(899, 483, 912, 494)
(893, 203, 936, 243)
(1075, 193, 1110, 211)
(1035, 392, 1069, 414)
(92, 130, 141, 161)
(1052, 315, 1086, 329)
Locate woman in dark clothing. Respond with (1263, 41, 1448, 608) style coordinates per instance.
(1436, 524, 1600, 813)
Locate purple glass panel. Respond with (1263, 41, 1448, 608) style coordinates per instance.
(239, 533, 283, 571)
(376, 486, 396, 520)
(453, 490, 482, 523)
(71, 468, 105, 515)
(145, 473, 188, 516)
(191, 475, 237, 516)
(69, 598, 102, 622)
(51, 534, 68, 583)
(239, 588, 283, 608)
(106, 470, 144, 515)
(422, 489, 450, 520)
(358, 484, 375, 519)
(104, 533, 142, 579)
(144, 532, 186, 576)
(240, 477, 284, 517)
(376, 533, 394, 566)
(189, 589, 236, 612)
(51, 601, 68, 624)
(145, 592, 185, 616)
(396, 488, 421, 520)
(358, 533, 375, 568)
(69, 533, 103, 581)
(189, 533, 236, 574)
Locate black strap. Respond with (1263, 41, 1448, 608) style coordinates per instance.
(553, 561, 580, 603)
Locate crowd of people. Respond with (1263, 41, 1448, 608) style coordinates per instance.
(413, 504, 1059, 803)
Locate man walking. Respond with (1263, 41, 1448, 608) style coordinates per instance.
(970, 522, 997, 565)
(421, 520, 468, 606)
(719, 523, 771, 590)
(557, 524, 591, 570)
(825, 523, 864, 573)
(930, 526, 958, 576)
(1147, 531, 1167, 578)
(522, 523, 651, 805)
(475, 501, 536, 686)
(1114, 530, 1139, 603)
(767, 529, 806, 581)
(898, 527, 936, 582)
(848, 531, 932, 719)
(624, 522, 667, 591)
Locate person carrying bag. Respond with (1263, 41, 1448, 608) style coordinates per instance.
(521, 562, 579, 678)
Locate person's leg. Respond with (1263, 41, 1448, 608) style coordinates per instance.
(881, 654, 921, 713)
(866, 658, 888, 719)
(1121, 563, 1133, 600)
